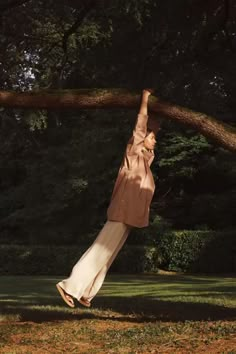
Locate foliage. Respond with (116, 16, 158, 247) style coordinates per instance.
(157, 230, 236, 273)
(0, 0, 236, 245)
(0, 244, 159, 275)
(0, 230, 235, 275)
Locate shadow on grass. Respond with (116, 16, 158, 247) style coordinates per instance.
(1, 295, 236, 324)
(94, 296, 236, 322)
(0, 274, 235, 324)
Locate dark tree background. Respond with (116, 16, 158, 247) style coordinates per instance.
(0, 0, 236, 245)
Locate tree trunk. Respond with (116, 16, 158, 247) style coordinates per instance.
(0, 88, 235, 152)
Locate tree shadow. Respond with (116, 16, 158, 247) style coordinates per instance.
(0, 274, 235, 324)
(93, 295, 236, 322)
(1, 294, 236, 324)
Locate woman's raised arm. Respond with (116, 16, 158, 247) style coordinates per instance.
(132, 89, 153, 144)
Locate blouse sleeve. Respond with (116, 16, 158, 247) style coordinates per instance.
(132, 113, 148, 145)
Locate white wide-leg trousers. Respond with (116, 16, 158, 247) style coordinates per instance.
(58, 220, 131, 303)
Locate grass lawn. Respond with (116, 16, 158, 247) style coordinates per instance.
(0, 273, 236, 353)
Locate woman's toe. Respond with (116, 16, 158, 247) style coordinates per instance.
(65, 294, 74, 306)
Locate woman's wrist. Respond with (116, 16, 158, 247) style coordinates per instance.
(138, 89, 153, 116)
(142, 89, 152, 98)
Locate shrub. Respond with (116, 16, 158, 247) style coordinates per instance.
(157, 230, 236, 272)
(0, 229, 235, 275)
(0, 245, 87, 275)
(0, 244, 160, 275)
(111, 245, 159, 273)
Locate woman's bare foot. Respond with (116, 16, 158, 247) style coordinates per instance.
(78, 297, 91, 308)
(56, 283, 75, 308)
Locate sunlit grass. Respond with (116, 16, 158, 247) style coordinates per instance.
(0, 274, 235, 353)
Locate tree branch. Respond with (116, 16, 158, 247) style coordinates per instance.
(195, 0, 233, 53)
(58, 2, 96, 86)
(0, 0, 31, 12)
(0, 88, 235, 152)
(62, 3, 94, 54)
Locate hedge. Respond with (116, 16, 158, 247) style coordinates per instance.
(0, 244, 159, 275)
(157, 229, 236, 273)
(0, 230, 235, 275)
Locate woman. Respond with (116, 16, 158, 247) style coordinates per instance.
(56, 89, 159, 308)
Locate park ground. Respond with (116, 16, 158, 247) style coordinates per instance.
(0, 273, 236, 353)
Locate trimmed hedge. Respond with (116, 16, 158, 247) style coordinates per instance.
(0, 245, 87, 275)
(0, 244, 159, 275)
(157, 230, 236, 273)
(0, 230, 235, 275)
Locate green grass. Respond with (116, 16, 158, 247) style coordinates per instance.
(0, 274, 236, 353)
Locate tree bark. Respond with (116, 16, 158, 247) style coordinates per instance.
(0, 88, 235, 152)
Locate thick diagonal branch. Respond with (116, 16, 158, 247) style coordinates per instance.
(0, 88, 235, 152)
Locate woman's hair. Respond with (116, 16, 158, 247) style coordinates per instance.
(147, 115, 160, 136)
(145, 128, 154, 137)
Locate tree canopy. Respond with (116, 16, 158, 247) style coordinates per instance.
(0, 0, 236, 244)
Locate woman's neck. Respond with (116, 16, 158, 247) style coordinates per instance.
(142, 146, 153, 153)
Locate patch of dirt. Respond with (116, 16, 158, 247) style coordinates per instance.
(153, 337, 236, 354)
(0, 345, 63, 353)
(1, 318, 236, 354)
(194, 336, 236, 354)
(92, 319, 142, 332)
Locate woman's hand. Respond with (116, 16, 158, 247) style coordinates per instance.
(142, 88, 154, 96)
(138, 89, 154, 116)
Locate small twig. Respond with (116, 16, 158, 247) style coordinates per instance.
(160, 335, 193, 348)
